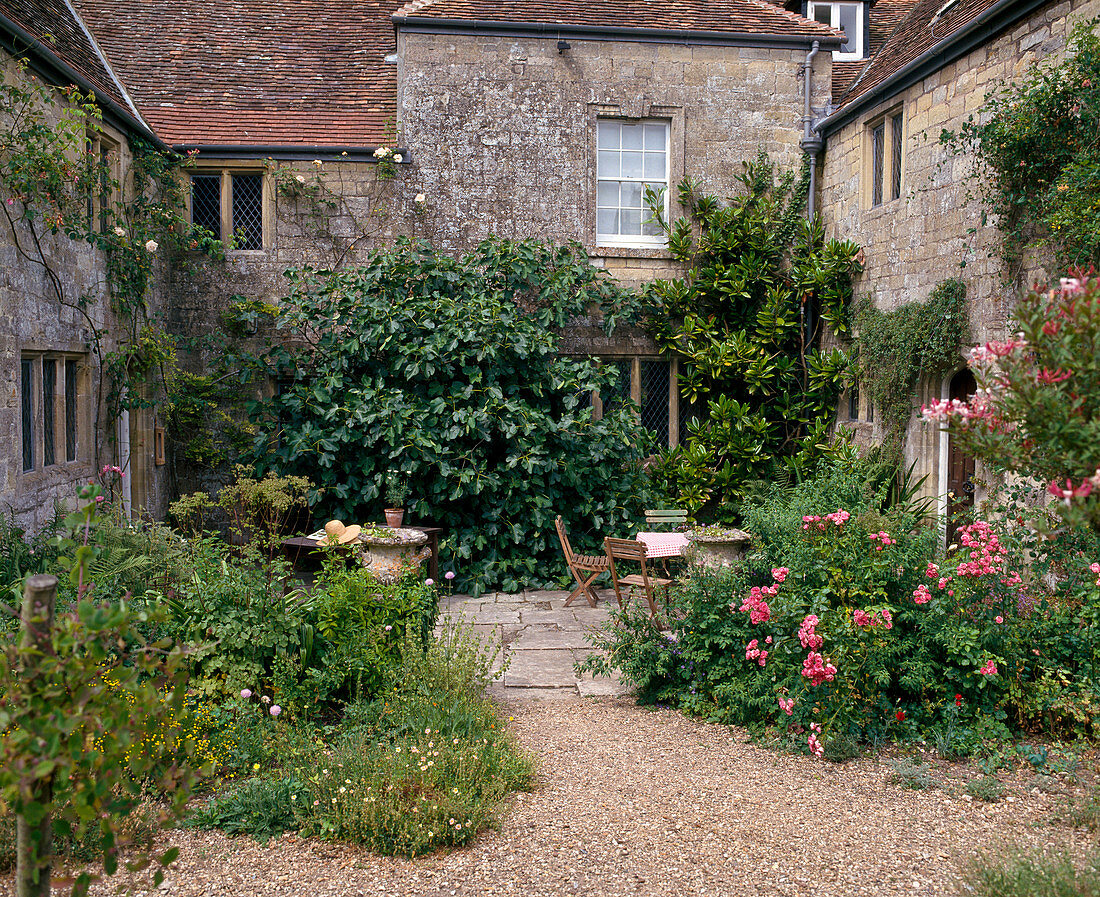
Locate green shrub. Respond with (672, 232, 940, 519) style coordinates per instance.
(163, 537, 313, 697)
(247, 237, 655, 593)
(187, 777, 300, 842)
(586, 459, 1100, 752)
(888, 760, 934, 790)
(964, 849, 1100, 897)
(643, 156, 862, 517)
(966, 775, 1007, 802)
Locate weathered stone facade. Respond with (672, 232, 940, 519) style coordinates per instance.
(819, 0, 1100, 505)
(397, 32, 833, 288)
(0, 54, 169, 529)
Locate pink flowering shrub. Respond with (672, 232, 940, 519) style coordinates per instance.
(921, 274, 1100, 533)
(586, 463, 1100, 754)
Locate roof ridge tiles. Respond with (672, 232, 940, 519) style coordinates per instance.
(740, 0, 845, 37)
(394, 0, 440, 15)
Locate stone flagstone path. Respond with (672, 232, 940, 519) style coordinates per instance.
(436, 588, 630, 697)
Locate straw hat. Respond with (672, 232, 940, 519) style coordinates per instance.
(323, 519, 362, 545)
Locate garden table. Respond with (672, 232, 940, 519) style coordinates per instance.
(635, 531, 689, 581)
(635, 531, 689, 558)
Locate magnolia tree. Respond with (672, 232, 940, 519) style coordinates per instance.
(922, 275, 1100, 532)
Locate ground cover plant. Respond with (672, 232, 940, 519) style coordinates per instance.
(188, 619, 533, 856)
(244, 237, 655, 594)
(2, 472, 534, 885)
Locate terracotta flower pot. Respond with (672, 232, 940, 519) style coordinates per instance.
(384, 508, 404, 528)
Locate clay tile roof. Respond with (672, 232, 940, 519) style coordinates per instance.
(837, 0, 1002, 107)
(0, 0, 130, 111)
(831, 59, 866, 101)
(72, 0, 406, 148)
(869, 0, 919, 49)
(828, 0, 918, 102)
(394, 0, 844, 42)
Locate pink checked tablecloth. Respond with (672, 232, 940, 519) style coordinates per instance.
(636, 532, 689, 558)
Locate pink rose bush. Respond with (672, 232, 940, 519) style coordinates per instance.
(921, 274, 1100, 534)
(606, 457, 1100, 758)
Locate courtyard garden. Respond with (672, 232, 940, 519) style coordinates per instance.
(2, 147, 1100, 894)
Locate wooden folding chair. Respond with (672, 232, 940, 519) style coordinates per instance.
(555, 515, 609, 607)
(604, 536, 674, 619)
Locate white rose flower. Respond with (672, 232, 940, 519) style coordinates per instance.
(113, 226, 125, 237)
(144, 239, 158, 252)
(414, 193, 426, 204)
(312, 159, 323, 167)
(393, 154, 403, 163)
(295, 175, 306, 184)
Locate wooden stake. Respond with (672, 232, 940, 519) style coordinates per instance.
(16, 574, 57, 897)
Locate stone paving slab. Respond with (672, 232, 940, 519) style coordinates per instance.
(437, 589, 629, 697)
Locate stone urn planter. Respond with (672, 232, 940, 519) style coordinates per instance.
(684, 526, 752, 568)
(358, 526, 429, 583)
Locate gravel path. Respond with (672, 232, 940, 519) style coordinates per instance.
(27, 692, 1094, 897)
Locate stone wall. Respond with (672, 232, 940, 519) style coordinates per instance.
(397, 31, 833, 291)
(819, 0, 1100, 503)
(0, 54, 168, 530)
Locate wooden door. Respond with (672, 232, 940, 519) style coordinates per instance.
(946, 369, 976, 546)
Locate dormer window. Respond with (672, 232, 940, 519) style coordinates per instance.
(809, 1, 866, 59)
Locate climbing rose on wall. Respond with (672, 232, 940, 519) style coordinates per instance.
(921, 274, 1100, 533)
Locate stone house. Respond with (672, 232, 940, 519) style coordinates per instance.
(816, 0, 1100, 523)
(0, 1, 172, 529)
(0, 0, 1094, 526)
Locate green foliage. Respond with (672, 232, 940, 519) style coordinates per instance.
(248, 237, 654, 592)
(927, 276, 1100, 533)
(162, 538, 313, 697)
(193, 622, 533, 857)
(855, 279, 968, 441)
(304, 554, 438, 704)
(942, 21, 1100, 270)
(888, 760, 934, 790)
(642, 155, 863, 517)
(186, 777, 300, 842)
(171, 465, 315, 558)
(581, 461, 1100, 752)
(0, 508, 62, 600)
(0, 486, 203, 895)
(964, 849, 1100, 897)
(966, 774, 1007, 802)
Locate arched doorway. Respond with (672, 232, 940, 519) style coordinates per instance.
(946, 369, 977, 546)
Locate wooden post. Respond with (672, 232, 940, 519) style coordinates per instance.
(16, 574, 57, 897)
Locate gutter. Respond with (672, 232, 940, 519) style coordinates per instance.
(0, 11, 166, 149)
(175, 145, 413, 163)
(394, 16, 844, 50)
(818, 0, 1049, 134)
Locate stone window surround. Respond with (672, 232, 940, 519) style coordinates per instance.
(587, 102, 684, 260)
(862, 103, 906, 211)
(86, 126, 122, 234)
(185, 163, 275, 253)
(18, 350, 87, 478)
